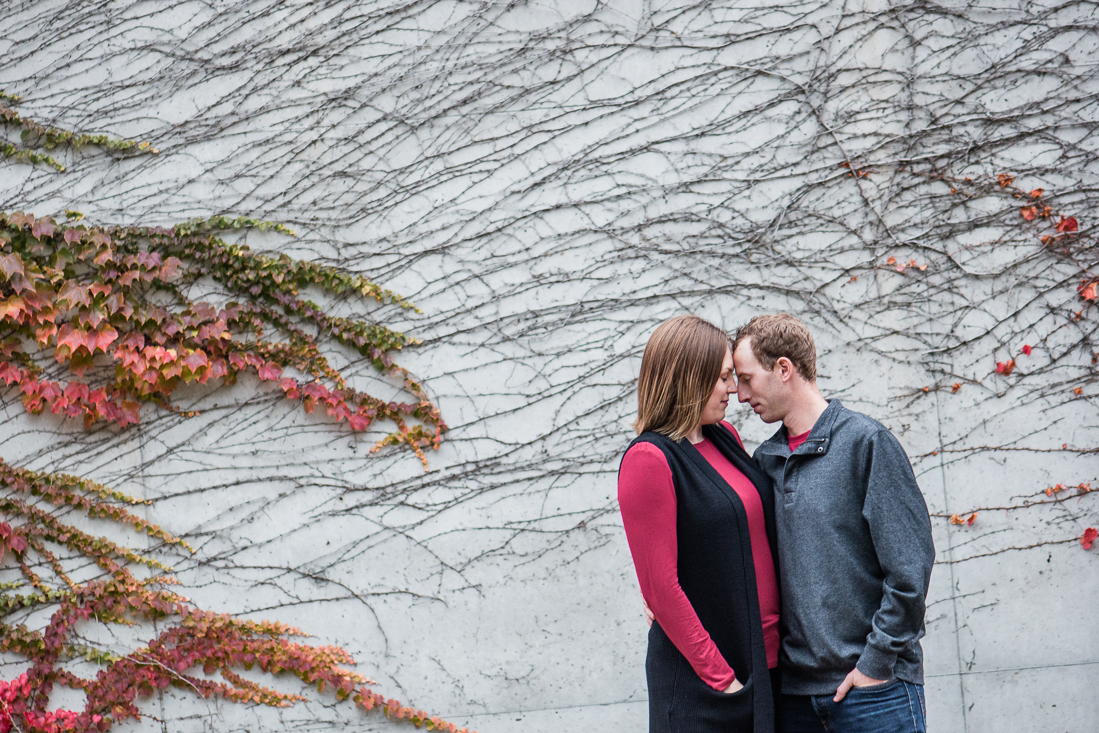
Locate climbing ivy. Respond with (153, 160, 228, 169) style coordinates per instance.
(0, 459, 468, 732)
(1, 92, 463, 731)
(0, 209, 445, 467)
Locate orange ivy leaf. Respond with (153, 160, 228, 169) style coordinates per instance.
(1079, 281, 1097, 301)
(0, 252, 25, 280)
(1020, 206, 1037, 221)
(951, 383, 961, 393)
(997, 173, 1014, 188)
(1030, 188, 1044, 198)
(57, 280, 92, 309)
(0, 296, 26, 323)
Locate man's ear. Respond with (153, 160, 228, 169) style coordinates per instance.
(775, 356, 796, 383)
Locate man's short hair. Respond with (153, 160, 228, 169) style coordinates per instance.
(733, 313, 817, 382)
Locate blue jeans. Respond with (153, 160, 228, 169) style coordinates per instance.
(779, 680, 926, 733)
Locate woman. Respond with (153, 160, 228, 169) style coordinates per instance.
(618, 315, 780, 733)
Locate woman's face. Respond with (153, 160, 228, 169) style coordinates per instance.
(700, 347, 736, 426)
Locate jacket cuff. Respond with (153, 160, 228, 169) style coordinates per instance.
(856, 645, 897, 681)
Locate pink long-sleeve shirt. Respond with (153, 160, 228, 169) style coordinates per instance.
(618, 422, 780, 690)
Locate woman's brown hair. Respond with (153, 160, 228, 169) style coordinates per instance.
(634, 315, 730, 440)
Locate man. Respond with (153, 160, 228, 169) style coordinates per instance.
(732, 313, 934, 733)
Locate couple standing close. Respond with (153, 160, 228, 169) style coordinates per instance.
(618, 314, 935, 733)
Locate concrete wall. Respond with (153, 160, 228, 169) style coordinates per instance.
(1, 1, 1096, 731)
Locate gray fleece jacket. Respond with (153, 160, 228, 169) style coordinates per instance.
(754, 399, 934, 695)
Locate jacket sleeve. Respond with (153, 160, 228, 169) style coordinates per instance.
(857, 429, 936, 680)
(618, 442, 737, 690)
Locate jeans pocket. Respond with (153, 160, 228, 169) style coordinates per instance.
(851, 678, 898, 693)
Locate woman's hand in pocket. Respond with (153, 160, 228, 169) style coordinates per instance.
(722, 678, 744, 694)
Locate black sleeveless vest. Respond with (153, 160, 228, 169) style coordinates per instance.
(625, 423, 778, 733)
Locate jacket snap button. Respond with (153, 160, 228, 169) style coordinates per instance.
(817, 447, 824, 453)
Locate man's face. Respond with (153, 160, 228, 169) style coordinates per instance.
(733, 337, 787, 424)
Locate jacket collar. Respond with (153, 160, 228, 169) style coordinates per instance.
(755, 399, 843, 458)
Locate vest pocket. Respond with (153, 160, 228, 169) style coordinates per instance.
(668, 661, 755, 732)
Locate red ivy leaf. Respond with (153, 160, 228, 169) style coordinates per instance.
(31, 217, 56, 239)
(1056, 216, 1078, 233)
(256, 362, 282, 381)
(117, 400, 141, 426)
(1079, 282, 1098, 301)
(208, 358, 228, 381)
(1082, 527, 1098, 550)
(0, 362, 22, 385)
(995, 359, 1016, 376)
(56, 323, 88, 355)
(95, 323, 119, 352)
(181, 349, 209, 373)
(8, 533, 27, 553)
(1021, 344, 1032, 356)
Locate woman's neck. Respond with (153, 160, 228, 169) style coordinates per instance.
(686, 424, 706, 444)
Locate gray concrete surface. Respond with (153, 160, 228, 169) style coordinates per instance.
(0, 0, 1096, 731)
